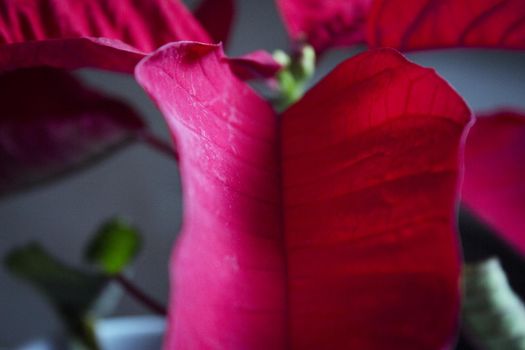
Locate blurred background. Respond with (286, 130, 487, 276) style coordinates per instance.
(1, 0, 525, 347)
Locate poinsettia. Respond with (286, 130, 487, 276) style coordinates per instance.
(1, 0, 500, 349)
(135, 41, 471, 348)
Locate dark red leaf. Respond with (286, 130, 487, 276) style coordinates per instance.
(136, 43, 471, 348)
(368, 0, 525, 51)
(276, 0, 372, 53)
(0, 0, 210, 73)
(0, 67, 145, 196)
(194, 0, 235, 46)
(462, 110, 525, 255)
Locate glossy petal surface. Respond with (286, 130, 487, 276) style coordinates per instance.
(0, 0, 210, 72)
(195, 0, 235, 46)
(136, 43, 471, 349)
(368, 0, 525, 51)
(276, 0, 372, 53)
(0, 68, 145, 196)
(462, 111, 525, 255)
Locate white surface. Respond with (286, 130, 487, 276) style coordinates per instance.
(17, 316, 165, 350)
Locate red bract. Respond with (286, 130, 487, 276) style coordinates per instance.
(136, 42, 471, 349)
(277, 0, 525, 53)
(0, 0, 275, 77)
(368, 0, 525, 51)
(277, 0, 525, 263)
(462, 111, 525, 255)
(0, 0, 209, 73)
(276, 0, 372, 53)
(0, 67, 145, 196)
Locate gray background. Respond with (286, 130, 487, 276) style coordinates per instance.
(1, 0, 525, 347)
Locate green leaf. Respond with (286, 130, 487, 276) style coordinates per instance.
(85, 218, 141, 275)
(462, 258, 525, 349)
(4, 243, 107, 349)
